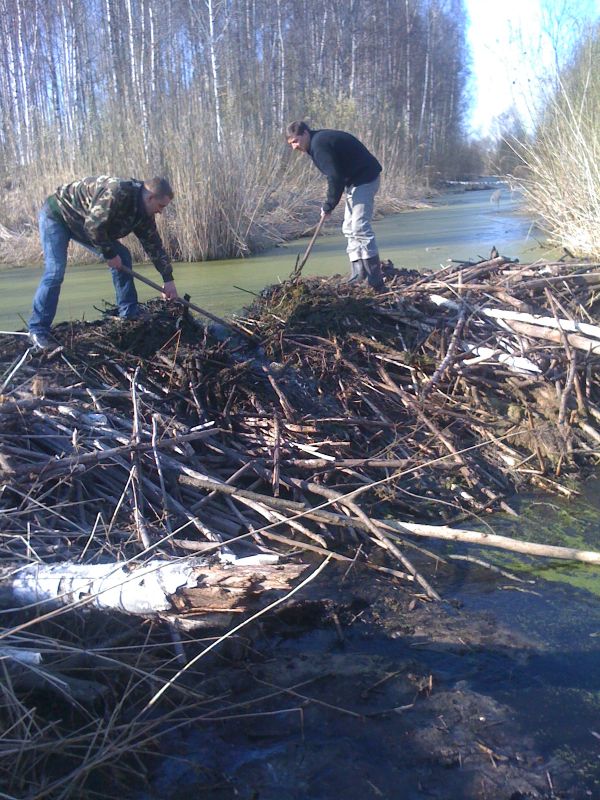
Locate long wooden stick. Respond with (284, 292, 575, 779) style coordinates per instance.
(381, 519, 600, 564)
(292, 215, 326, 279)
(118, 264, 255, 340)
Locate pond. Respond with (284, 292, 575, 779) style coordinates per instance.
(0, 185, 556, 333)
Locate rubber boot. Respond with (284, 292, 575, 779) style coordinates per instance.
(346, 259, 366, 283)
(361, 255, 384, 290)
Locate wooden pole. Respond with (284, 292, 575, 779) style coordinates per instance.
(292, 215, 326, 280)
(118, 265, 256, 341)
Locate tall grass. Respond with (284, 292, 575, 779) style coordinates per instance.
(0, 98, 415, 268)
(515, 28, 600, 258)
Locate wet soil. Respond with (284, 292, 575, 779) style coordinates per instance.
(141, 559, 598, 800)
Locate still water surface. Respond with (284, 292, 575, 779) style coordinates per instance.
(0, 186, 556, 332)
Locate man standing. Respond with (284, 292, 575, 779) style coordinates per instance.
(28, 175, 180, 349)
(286, 121, 384, 289)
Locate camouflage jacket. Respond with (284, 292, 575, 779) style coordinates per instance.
(47, 176, 174, 282)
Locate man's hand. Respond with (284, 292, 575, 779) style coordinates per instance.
(320, 209, 331, 219)
(107, 255, 123, 270)
(162, 280, 179, 300)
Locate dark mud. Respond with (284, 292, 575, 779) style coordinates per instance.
(141, 557, 599, 800)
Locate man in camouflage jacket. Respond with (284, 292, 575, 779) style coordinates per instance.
(28, 176, 179, 348)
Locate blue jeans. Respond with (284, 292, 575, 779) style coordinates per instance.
(342, 175, 380, 261)
(29, 203, 139, 333)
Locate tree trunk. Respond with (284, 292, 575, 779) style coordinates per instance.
(3, 557, 306, 617)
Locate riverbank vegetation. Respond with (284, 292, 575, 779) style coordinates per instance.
(0, 0, 471, 265)
(514, 22, 600, 258)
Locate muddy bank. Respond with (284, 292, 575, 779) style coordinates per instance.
(142, 560, 591, 800)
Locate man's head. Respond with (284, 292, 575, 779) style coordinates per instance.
(286, 121, 311, 153)
(142, 177, 174, 216)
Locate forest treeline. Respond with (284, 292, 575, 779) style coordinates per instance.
(0, 0, 473, 262)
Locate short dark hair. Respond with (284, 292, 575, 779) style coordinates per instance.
(144, 177, 174, 199)
(286, 120, 310, 138)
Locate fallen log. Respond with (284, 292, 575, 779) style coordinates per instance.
(3, 557, 306, 617)
(494, 318, 600, 355)
(481, 307, 600, 341)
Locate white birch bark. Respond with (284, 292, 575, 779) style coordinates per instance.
(103, 0, 119, 97)
(349, 0, 357, 99)
(126, 0, 137, 83)
(417, 13, 431, 147)
(404, 0, 412, 137)
(482, 307, 600, 340)
(15, 0, 31, 162)
(316, 6, 328, 85)
(276, 0, 285, 126)
(148, 0, 157, 96)
(9, 555, 282, 616)
(59, 0, 77, 153)
(207, 0, 223, 144)
(2, 0, 24, 164)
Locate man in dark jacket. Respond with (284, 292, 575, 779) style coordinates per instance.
(28, 175, 179, 349)
(286, 121, 383, 289)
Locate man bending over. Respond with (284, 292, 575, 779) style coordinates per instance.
(28, 175, 179, 349)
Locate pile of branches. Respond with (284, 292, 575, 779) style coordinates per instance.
(2, 253, 600, 797)
(238, 254, 600, 512)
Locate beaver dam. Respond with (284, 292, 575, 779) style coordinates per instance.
(2, 254, 600, 798)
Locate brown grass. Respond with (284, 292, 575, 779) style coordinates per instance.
(0, 111, 417, 268)
(514, 31, 600, 258)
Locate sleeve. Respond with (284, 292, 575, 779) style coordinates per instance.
(134, 219, 174, 282)
(323, 176, 345, 213)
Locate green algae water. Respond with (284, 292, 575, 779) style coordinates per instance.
(483, 478, 600, 596)
(0, 186, 556, 333)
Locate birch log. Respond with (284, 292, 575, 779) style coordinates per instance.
(493, 318, 600, 355)
(5, 557, 305, 616)
(481, 307, 600, 340)
(430, 294, 600, 344)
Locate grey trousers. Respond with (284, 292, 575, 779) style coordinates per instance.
(342, 175, 380, 261)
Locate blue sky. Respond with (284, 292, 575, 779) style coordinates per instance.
(464, 0, 600, 138)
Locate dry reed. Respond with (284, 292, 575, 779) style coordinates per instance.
(0, 108, 416, 268)
(514, 31, 600, 258)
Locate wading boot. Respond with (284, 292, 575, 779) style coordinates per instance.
(361, 255, 385, 291)
(346, 259, 366, 284)
(28, 331, 51, 350)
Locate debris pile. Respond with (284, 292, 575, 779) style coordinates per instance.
(2, 253, 600, 796)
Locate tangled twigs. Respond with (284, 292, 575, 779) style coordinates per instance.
(2, 259, 600, 796)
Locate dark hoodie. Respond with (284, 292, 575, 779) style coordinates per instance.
(307, 129, 382, 213)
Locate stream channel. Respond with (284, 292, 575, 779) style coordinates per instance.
(3, 186, 599, 799)
(0, 182, 555, 331)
